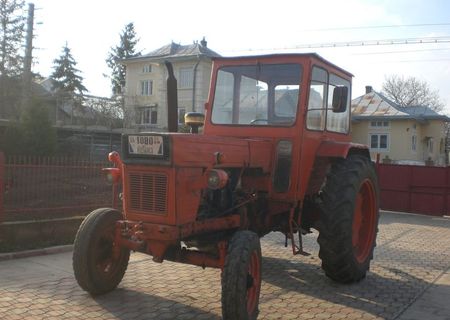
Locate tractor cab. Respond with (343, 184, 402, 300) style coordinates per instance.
(203, 54, 351, 141)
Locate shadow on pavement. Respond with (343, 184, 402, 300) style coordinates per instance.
(261, 255, 430, 319)
(379, 211, 450, 228)
(93, 287, 221, 320)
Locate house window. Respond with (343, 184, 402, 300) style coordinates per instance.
(369, 133, 389, 151)
(178, 107, 186, 124)
(427, 138, 434, 154)
(142, 65, 152, 73)
(370, 121, 389, 128)
(137, 106, 157, 125)
(412, 135, 417, 152)
(140, 80, 153, 96)
(179, 67, 193, 88)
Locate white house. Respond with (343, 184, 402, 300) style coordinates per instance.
(121, 38, 220, 132)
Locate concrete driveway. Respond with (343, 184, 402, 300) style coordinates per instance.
(1, 211, 450, 320)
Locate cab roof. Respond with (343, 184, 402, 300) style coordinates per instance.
(212, 53, 353, 78)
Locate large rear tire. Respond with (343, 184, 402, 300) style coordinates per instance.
(222, 230, 262, 320)
(318, 155, 379, 283)
(73, 208, 130, 295)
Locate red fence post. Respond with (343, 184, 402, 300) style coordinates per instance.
(445, 166, 449, 216)
(408, 165, 413, 213)
(0, 152, 4, 222)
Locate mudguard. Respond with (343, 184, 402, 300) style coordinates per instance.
(316, 141, 370, 159)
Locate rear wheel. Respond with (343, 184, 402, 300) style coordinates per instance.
(222, 230, 261, 320)
(318, 155, 379, 283)
(73, 208, 130, 295)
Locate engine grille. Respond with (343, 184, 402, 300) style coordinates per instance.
(128, 172, 168, 214)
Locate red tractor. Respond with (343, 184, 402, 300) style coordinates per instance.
(73, 54, 379, 320)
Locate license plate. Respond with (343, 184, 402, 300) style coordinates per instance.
(128, 135, 164, 156)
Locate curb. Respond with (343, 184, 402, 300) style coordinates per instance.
(0, 244, 73, 261)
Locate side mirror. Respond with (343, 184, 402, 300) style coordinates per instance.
(332, 86, 348, 113)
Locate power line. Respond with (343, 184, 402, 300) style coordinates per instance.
(370, 58, 450, 63)
(225, 36, 450, 53)
(302, 22, 450, 32)
(351, 47, 450, 56)
(280, 36, 450, 49)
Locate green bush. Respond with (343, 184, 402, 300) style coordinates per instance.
(1, 99, 57, 156)
(1, 124, 24, 155)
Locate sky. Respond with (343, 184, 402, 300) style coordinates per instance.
(29, 0, 450, 113)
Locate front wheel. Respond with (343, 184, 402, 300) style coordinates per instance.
(221, 230, 262, 320)
(318, 155, 379, 283)
(73, 208, 130, 295)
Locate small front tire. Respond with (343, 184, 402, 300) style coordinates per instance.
(222, 230, 262, 320)
(73, 208, 130, 295)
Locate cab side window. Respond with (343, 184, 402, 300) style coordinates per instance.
(326, 74, 350, 133)
(306, 67, 328, 131)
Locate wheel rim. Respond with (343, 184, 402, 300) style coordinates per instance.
(95, 226, 119, 276)
(352, 178, 377, 263)
(246, 251, 261, 315)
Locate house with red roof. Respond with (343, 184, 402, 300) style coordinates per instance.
(351, 86, 450, 165)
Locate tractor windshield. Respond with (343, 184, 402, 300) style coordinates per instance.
(211, 63, 302, 126)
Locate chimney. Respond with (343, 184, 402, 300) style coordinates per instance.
(200, 37, 207, 47)
(365, 85, 373, 94)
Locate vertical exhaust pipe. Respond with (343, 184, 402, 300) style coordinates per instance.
(165, 61, 178, 133)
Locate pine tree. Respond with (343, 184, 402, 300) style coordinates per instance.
(106, 22, 140, 95)
(0, 0, 25, 77)
(51, 44, 87, 96)
(0, 0, 25, 119)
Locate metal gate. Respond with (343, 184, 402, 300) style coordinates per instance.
(0, 153, 114, 222)
(377, 163, 450, 216)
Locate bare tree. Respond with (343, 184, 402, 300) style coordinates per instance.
(382, 75, 444, 112)
(86, 95, 123, 129)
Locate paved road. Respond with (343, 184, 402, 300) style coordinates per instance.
(1, 211, 450, 320)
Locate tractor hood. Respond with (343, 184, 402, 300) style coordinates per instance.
(122, 133, 273, 172)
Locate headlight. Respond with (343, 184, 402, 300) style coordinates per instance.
(207, 169, 229, 190)
(102, 168, 121, 184)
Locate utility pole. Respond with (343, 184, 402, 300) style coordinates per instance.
(21, 3, 35, 113)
